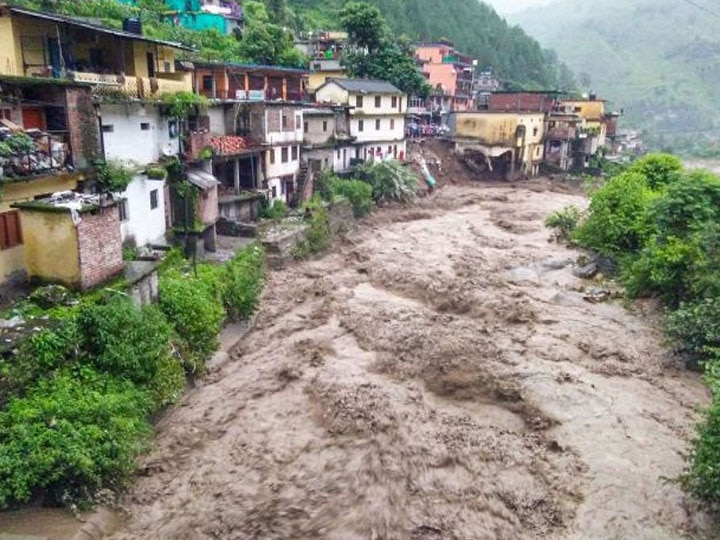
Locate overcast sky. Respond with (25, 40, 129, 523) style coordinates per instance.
(483, 0, 558, 15)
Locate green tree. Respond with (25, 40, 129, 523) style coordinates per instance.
(340, 1, 429, 97)
(626, 153, 683, 190)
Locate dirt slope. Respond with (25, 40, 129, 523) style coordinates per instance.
(110, 183, 716, 540)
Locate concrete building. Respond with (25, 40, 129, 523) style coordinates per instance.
(0, 76, 101, 285)
(99, 102, 177, 247)
(415, 42, 476, 115)
(0, 4, 193, 98)
(302, 106, 354, 173)
(193, 61, 308, 102)
(449, 111, 545, 179)
(315, 79, 407, 163)
(295, 31, 348, 93)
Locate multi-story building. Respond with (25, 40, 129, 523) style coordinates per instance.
(315, 79, 407, 163)
(0, 4, 193, 98)
(192, 61, 308, 102)
(448, 111, 545, 179)
(120, 0, 243, 35)
(415, 41, 476, 117)
(295, 31, 348, 93)
(99, 102, 176, 248)
(302, 105, 355, 174)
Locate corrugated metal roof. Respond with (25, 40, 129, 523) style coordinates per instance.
(323, 78, 403, 95)
(187, 169, 219, 190)
(9, 6, 195, 51)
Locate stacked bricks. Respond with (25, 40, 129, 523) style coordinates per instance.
(77, 206, 124, 291)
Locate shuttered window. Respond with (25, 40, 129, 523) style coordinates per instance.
(0, 211, 23, 250)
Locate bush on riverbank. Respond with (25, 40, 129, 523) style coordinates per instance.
(553, 153, 720, 507)
(0, 244, 265, 509)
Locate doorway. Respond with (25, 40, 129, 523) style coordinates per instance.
(146, 52, 156, 78)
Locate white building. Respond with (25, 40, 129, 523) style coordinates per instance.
(302, 106, 354, 173)
(259, 104, 304, 203)
(99, 102, 176, 246)
(315, 78, 407, 163)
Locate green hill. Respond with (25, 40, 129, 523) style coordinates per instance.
(284, 0, 566, 89)
(512, 0, 720, 141)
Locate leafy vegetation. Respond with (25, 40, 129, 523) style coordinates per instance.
(260, 199, 289, 220)
(293, 196, 332, 259)
(0, 243, 266, 509)
(96, 160, 134, 193)
(545, 205, 582, 244)
(289, 0, 567, 89)
(557, 153, 720, 507)
(355, 160, 417, 203)
(317, 170, 374, 217)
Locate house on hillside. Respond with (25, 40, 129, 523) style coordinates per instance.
(192, 61, 308, 102)
(99, 102, 177, 248)
(448, 111, 545, 179)
(415, 41, 476, 116)
(0, 4, 193, 98)
(315, 79, 407, 164)
(118, 0, 243, 36)
(0, 76, 101, 286)
(302, 105, 355, 174)
(295, 31, 348, 93)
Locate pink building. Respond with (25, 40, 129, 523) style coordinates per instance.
(415, 41, 476, 113)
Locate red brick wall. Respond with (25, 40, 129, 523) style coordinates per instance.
(77, 205, 124, 290)
(489, 93, 557, 113)
(65, 87, 101, 170)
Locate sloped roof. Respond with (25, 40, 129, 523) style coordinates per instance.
(323, 78, 403, 95)
(210, 136, 262, 156)
(187, 170, 219, 190)
(8, 6, 194, 51)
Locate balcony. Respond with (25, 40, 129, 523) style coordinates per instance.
(69, 71, 192, 99)
(185, 131, 214, 162)
(0, 130, 72, 180)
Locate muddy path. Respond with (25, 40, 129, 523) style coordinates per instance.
(111, 183, 716, 540)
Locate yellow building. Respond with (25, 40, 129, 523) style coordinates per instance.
(449, 111, 545, 178)
(0, 4, 193, 97)
(559, 99, 607, 146)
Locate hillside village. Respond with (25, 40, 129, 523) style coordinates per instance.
(12, 3, 720, 540)
(0, 1, 628, 292)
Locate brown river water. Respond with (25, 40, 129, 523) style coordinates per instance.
(3, 180, 717, 539)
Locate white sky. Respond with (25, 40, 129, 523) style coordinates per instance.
(483, 0, 558, 15)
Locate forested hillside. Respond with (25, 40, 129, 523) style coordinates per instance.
(512, 0, 720, 149)
(286, 0, 564, 89)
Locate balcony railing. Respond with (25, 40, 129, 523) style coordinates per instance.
(69, 71, 192, 99)
(0, 131, 72, 180)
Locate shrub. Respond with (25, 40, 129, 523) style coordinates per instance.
(260, 199, 288, 220)
(356, 161, 417, 203)
(145, 166, 167, 180)
(77, 298, 175, 388)
(97, 161, 133, 193)
(221, 245, 265, 321)
(626, 153, 683, 190)
(159, 268, 225, 372)
(294, 196, 332, 259)
(684, 387, 720, 506)
(327, 177, 374, 218)
(0, 370, 152, 508)
(667, 299, 720, 370)
(545, 205, 583, 243)
(573, 171, 657, 257)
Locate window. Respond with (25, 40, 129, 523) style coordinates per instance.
(295, 115, 301, 130)
(140, 122, 150, 131)
(390, 119, 395, 130)
(271, 185, 277, 198)
(336, 149, 340, 159)
(322, 121, 328, 132)
(0, 211, 22, 250)
(150, 189, 158, 210)
(391, 96, 398, 108)
(375, 96, 381, 108)
(282, 113, 289, 130)
(324, 158, 329, 168)
(388, 145, 392, 155)
(291, 145, 298, 160)
(102, 124, 114, 133)
(304, 121, 308, 133)
(201, 75, 214, 91)
(375, 119, 381, 131)
(533, 127, 538, 136)
(358, 119, 364, 132)
(356, 95, 364, 108)
(269, 148, 276, 164)
(281, 146, 289, 163)
(118, 200, 129, 222)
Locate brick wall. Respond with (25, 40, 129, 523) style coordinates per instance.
(77, 205, 124, 290)
(489, 93, 557, 113)
(65, 87, 101, 169)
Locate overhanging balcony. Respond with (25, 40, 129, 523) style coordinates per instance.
(69, 71, 192, 99)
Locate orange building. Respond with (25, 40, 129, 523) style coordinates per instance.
(415, 41, 476, 113)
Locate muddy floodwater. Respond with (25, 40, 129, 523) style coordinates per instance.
(109, 183, 716, 539)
